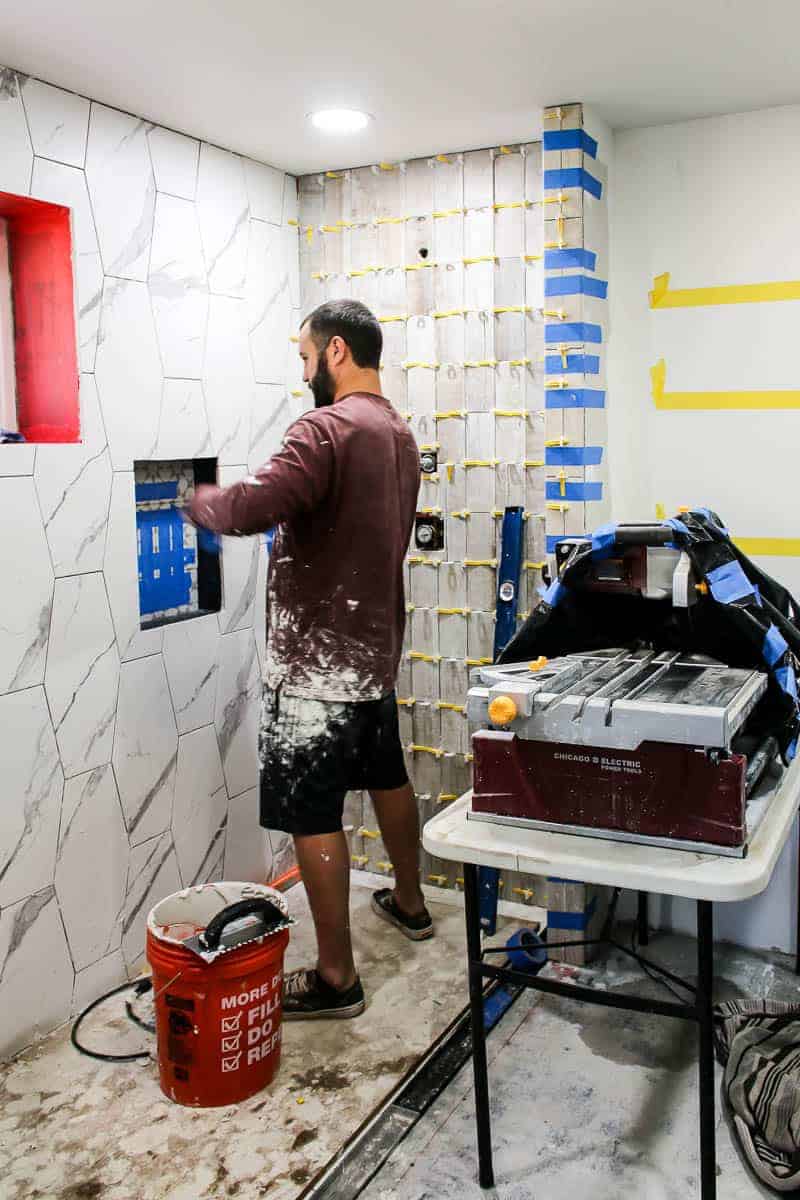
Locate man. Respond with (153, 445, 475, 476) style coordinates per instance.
(187, 299, 432, 1020)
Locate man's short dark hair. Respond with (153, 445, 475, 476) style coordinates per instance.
(301, 299, 382, 369)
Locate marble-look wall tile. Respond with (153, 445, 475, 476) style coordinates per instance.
(163, 612, 219, 734)
(104, 472, 163, 662)
(282, 175, 298, 226)
(147, 126, 199, 201)
(248, 383, 295, 472)
(85, 104, 155, 281)
(30, 157, 104, 372)
(0, 68, 33, 194)
(121, 831, 181, 973)
(197, 144, 249, 297)
(55, 764, 128, 969)
(0, 887, 75, 1057)
(0, 477, 53, 694)
(22, 78, 89, 168)
(113, 656, 178, 846)
(34, 376, 112, 576)
(149, 192, 208, 378)
(203, 295, 252, 465)
(172, 725, 228, 886)
(44, 573, 120, 778)
(0, 445, 36, 477)
(95, 278, 163, 470)
(215, 629, 260, 800)
(269, 830, 296, 879)
(0, 688, 63, 907)
(218, 466, 259, 635)
(246, 220, 290, 384)
(224, 787, 272, 883)
(153, 380, 212, 460)
(72, 949, 127, 1014)
(244, 160, 285, 225)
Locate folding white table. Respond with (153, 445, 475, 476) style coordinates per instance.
(422, 760, 800, 1200)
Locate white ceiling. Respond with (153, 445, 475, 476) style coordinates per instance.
(2, 0, 800, 175)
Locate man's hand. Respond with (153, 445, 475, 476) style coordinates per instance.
(186, 483, 222, 529)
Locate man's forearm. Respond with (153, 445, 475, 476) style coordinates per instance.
(186, 478, 277, 536)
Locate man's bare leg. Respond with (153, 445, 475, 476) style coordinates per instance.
(370, 782, 427, 916)
(293, 831, 357, 990)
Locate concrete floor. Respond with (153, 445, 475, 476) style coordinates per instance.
(0, 880, 475, 1200)
(362, 929, 799, 1200)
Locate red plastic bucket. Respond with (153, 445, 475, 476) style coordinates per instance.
(146, 882, 290, 1107)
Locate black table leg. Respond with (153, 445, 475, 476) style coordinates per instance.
(637, 891, 649, 946)
(463, 863, 494, 1188)
(696, 900, 716, 1200)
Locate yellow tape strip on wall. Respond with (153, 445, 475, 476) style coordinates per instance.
(734, 538, 800, 558)
(651, 359, 800, 410)
(650, 272, 800, 309)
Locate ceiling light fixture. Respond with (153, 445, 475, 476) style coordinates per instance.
(309, 108, 371, 134)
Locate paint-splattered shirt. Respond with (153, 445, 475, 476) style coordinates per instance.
(187, 392, 420, 701)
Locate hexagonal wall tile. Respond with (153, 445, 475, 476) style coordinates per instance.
(113, 656, 178, 846)
(0, 477, 53, 694)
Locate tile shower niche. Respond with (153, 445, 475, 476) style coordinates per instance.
(134, 458, 221, 630)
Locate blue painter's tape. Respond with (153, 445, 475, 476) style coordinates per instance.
(694, 507, 730, 536)
(545, 353, 600, 376)
(787, 736, 798, 763)
(543, 579, 566, 607)
(546, 445, 604, 467)
(764, 624, 789, 668)
(546, 481, 603, 502)
(545, 275, 608, 300)
(545, 322, 603, 344)
(591, 522, 617, 557)
(543, 168, 603, 199)
(544, 247, 598, 272)
(546, 535, 563, 554)
(706, 561, 755, 605)
(548, 896, 598, 932)
(776, 665, 799, 703)
(135, 480, 179, 501)
(542, 128, 598, 157)
(664, 517, 690, 540)
(546, 389, 605, 410)
(264, 528, 276, 554)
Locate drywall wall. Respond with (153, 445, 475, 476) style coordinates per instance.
(0, 66, 301, 1058)
(610, 105, 800, 952)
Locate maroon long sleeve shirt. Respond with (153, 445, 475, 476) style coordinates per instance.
(187, 392, 420, 701)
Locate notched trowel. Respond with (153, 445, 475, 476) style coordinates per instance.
(182, 897, 294, 964)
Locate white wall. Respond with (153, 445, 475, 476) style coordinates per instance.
(609, 104, 800, 952)
(0, 66, 302, 1059)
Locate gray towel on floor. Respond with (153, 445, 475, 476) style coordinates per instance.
(714, 999, 800, 1192)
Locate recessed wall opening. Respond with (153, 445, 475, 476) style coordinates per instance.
(134, 457, 222, 630)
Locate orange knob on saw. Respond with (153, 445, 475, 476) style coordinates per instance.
(488, 695, 518, 725)
(528, 656, 548, 672)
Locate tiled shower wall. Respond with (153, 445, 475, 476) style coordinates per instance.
(0, 66, 302, 1059)
(298, 113, 609, 936)
(298, 143, 548, 907)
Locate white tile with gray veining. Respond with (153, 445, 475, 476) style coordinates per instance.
(72, 948, 127, 1016)
(103, 471, 164, 663)
(282, 174, 299, 225)
(21, 77, 89, 168)
(147, 125, 199, 201)
(44, 573, 119, 778)
(0, 886, 74, 1058)
(217, 465, 259, 634)
(34, 375, 112, 576)
(244, 158, 285, 225)
(0, 443, 36, 477)
(0, 687, 63, 908)
(30, 156, 104, 371)
(172, 725, 228, 886)
(224, 786, 272, 882)
(153, 379, 213, 460)
(85, 104, 155, 280)
(197, 142, 249, 297)
(0, 69, 32, 194)
(215, 628, 260, 800)
(95, 277, 163, 469)
(203, 294, 253, 465)
(162, 612, 220, 734)
(0, 477, 53, 693)
(248, 382, 296, 471)
(247, 218, 291, 384)
(120, 830, 182, 972)
(148, 191, 209, 378)
(113, 655, 178, 846)
(54, 764, 129, 969)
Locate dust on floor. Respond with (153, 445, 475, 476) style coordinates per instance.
(0, 881, 474, 1200)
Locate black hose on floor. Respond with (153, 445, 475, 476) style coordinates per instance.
(71, 978, 154, 1062)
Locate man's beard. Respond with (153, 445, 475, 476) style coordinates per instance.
(310, 352, 335, 408)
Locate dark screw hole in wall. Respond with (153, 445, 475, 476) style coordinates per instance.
(418, 247, 429, 259)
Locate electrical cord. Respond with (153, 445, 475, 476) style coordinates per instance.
(71, 978, 154, 1062)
